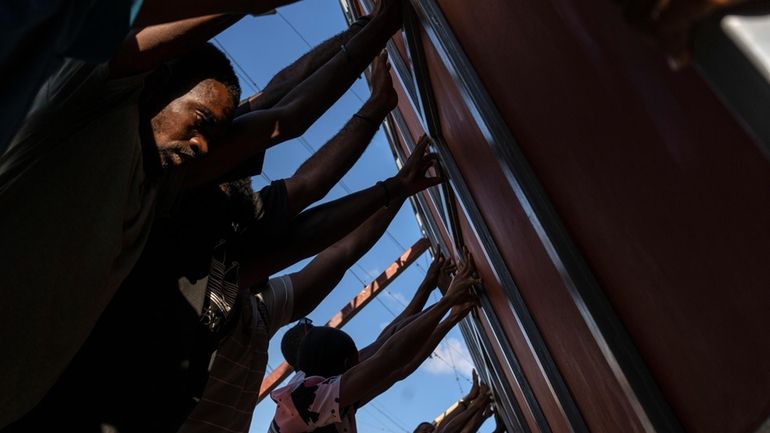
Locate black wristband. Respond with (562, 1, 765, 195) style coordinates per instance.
(377, 180, 391, 208)
(353, 113, 378, 127)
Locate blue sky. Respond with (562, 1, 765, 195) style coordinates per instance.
(213, 2, 494, 432)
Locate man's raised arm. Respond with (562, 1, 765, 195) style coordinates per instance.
(288, 201, 402, 322)
(185, 0, 404, 187)
(283, 52, 396, 216)
(338, 253, 480, 409)
(236, 15, 373, 115)
(239, 136, 442, 287)
(110, 14, 245, 78)
(131, 0, 299, 28)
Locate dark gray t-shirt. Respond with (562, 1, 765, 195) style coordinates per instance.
(0, 60, 163, 426)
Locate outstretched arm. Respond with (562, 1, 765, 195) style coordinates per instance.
(357, 252, 454, 362)
(395, 252, 454, 323)
(438, 387, 491, 433)
(110, 14, 244, 78)
(284, 53, 397, 216)
(222, 16, 372, 183)
(288, 198, 404, 321)
(436, 370, 481, 430)
(235, 15, 372, 116)
(338, 253, 480, 408)
(239, 137, 441, 286)
(131, 0, 297, 27)
(184, 0, 404, 187)
(457, 403, 493, 433)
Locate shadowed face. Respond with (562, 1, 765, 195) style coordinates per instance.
(150, 79, 234, 168)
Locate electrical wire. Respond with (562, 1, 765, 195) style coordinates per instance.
(370, 402, 412, 433)
(361, 406, 400, 433)
(276, 10, 368, 104)
(212, 37, 262, 93)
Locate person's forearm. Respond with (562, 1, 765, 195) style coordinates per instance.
(286, 99, 388, 215)
(351, 298, 455, 407)
(132, 0, 292, 27)
(399, 273, 436, 319)
(239, 179, 398, 286)
(437, 405, 468, 433)
(110, 14, 244, 78)
(395, 310, 459, 381)
(237, 20, 368, 115)
(373, 297, 453, 372)
(268, 8, 399, 141)
(440, 392, 489, 433)
(458, 408, 489, 433)
(289, 200, 404, 320)
(327, 197, 403, 267)
(362, 304, 424, 363)
(185, 9, 399, 188)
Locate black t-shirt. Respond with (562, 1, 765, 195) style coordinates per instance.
(3, 180, 290, 433)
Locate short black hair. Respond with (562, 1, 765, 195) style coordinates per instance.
(297, 327, 358, 378)
(157, 42, 241, 112)
(281, 319, 315, 368)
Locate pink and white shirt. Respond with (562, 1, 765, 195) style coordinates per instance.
(269, 371, 357, 433)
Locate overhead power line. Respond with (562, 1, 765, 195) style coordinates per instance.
(276, 10, 367, 104)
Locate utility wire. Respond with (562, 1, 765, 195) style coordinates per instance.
(276, 10, 367, 104)
(370, 402, 412, 433)
(212, 37, 262, 93)
(362, 407, 400, 433)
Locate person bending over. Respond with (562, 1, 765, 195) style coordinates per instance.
(0, 0, 404, 424)
(3, 123, 440, 433)
(269, 252, 480, 433)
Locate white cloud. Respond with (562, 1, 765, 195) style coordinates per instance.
(421, 337, 475, 377)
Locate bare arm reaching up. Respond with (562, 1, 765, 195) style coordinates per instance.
(110, 14, 245, 78)
(236, 15, 372, 115)
(357, 251, 456, 362)
(284, 53, 397, 216)
(183, 0, 404, 187)
(239, 136, 442, 286)
(131, 0, 298, 28)
(288, 200, 403, 321)
(338, 252, 481, 408)
(438, 384, 491, 433)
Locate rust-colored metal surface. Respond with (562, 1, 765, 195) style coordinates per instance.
(430, 1, 770, 433)
(257, 239, 429, 402)
(420, 34, 647, 432)
(344, 0, 770, 431)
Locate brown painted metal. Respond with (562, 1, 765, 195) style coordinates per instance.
(256, 238, 431, 403)
(342, 0, 770, 432)
(429, 1, 770, 433)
